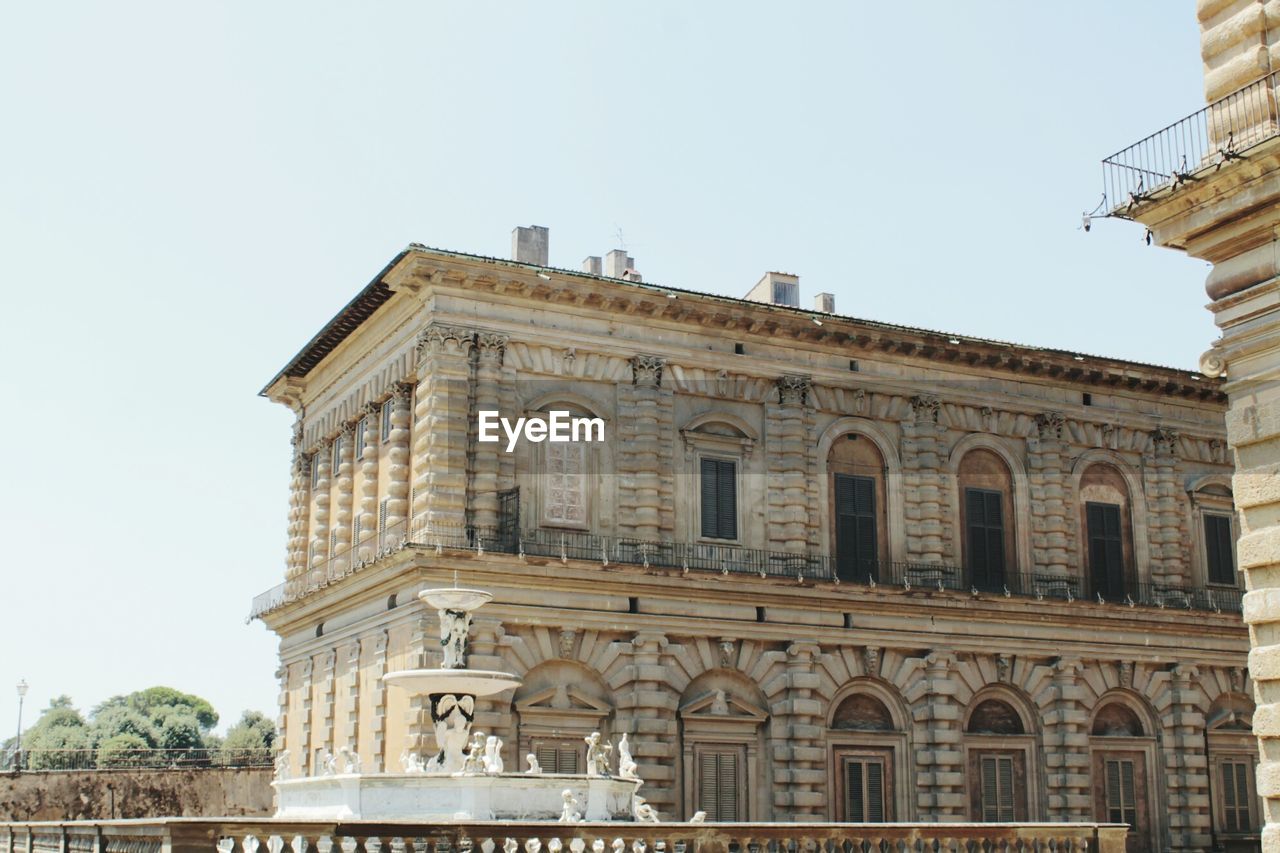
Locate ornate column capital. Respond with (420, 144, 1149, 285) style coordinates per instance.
(392, 381, 414, 403)
(1035, 411, 1066, 440)
(476, 332, 509, 364)
(1052, 655, 1084, 679)
(909, 394, 941, 425)
(776, 374, 812, 407)
(416, 324, 476, 360)
(1151, 427, 1181, 457)
(631, 631, 668, 655)
(630, 354, 665, 387)
(787, 641, 822, 663)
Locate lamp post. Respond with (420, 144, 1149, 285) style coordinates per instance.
(14, 680, 27, 772)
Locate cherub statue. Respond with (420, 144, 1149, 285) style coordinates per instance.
(439, 607, 473, 669)
(430, 693, 475, 773)
(689, 811, 706, 824)
(709, 690, 730, 715)
(558, 789, 582, 823)
(633, 796, 661, 823)
(616, 733, 639, 781)
(462, 731, 486, 774)
(526, 753, 542, 774)
(317, 748, 336, 776)
(483, 735, 504, 774)
(584, 731, 611, 778)
(338, 746, 362, 774)
(273, 751, 291, 781)
(400, 750, 424, 774)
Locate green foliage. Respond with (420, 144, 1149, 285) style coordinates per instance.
(220, 710, 276, 752)
(20, 697, 92, 767)
(89, 706, 157, 748)
(93, 686, 218, 732)
(156, 713, 203, 751)
(96, 733, 150, 767)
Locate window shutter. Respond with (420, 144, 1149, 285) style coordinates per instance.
(381, 399, 394, 440)
(981, 757, 998, 822)
(1105, 760, 1122, 823)
(536, 744, 558, 774)
(699, 751, 720, 819)
(1235, 763, 1251, 831)
(558, 747, 579, 775)
(1222, 762, 1239, 832)
(967, 489, 989, 578)
(379, 498, 389, 533)
(717, 461, 737, 540)
(1120, 761, 1136, 825)
(717, 751, 738, 822)
(866, 760, 884, 822)
(836, 475, 878, 580)
(997, 756, 1014, 821)
(845, 760, 864, 822)
(1206, 515, 1235, 585)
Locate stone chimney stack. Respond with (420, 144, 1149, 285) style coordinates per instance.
(582, 256, 603, 275)
(745, 272, 800, 308)
(814, 292, 835, 313)
(604, 249, 634, 279)
(511, 225, 549, 266)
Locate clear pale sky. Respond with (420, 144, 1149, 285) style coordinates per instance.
(0, 2, 1212, 736)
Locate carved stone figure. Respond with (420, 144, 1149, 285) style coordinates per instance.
(483, 735, 504, 774)
(717, 638, 736, 669)
(400, 750, 424, 774)
(633, 796, 660, 823)
(559, 789, 582, 823)
(338, 746, 362, 774)
(558, 629, 576, 659)
(318, 748, 336, 776)
(439, 608, 472, 669)
(428, 693, 475, 774)
(709, 690, 730, 716)
(689, 811, 707, 824)
(584, 731, 611, 777)
(274, 751, 291, 781)
(462, 731, 486, 774)
(616, 733, 639, 781)
(526, 753, 542, 774)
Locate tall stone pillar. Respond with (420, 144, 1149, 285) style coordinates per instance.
(300, 658, 314, 774)
(384, 383, 412, 543)
(274, 665, 289, 772)
(618, 356, 665, 542)
(371, 629, 389, 771)
(472, 333, 508, 532)
(901, 395, 950, 563)
(332, 422, 356, 572)
(1028, 412, 1074, 581)
(286, 420, 310, 593)
(909, 651, 964, 821)
(356, 404, 380, 559)
(1165, 664, 1210, 851)
(616, 632, 677, 813)
(1145, 428, 1188, 588)
(343, 642, 361, 760)
(412, 325, 475, 534)
(308, 440, 333, 583)
(320, 649, 337, 759)
(766, 376, 812, 553)
(1043, 657, 1090, 821)
(769, 641, 825, 820)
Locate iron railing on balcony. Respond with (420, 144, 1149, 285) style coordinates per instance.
(0, 747, 273, 773)
(1102, 70, 1280, 215)
(0, 818, 1132, 853)
(250, 510, 1244, 620)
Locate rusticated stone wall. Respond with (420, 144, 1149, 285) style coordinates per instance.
(0, 768, 273, 822)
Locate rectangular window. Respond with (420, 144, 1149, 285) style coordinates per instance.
(965, 488, 1006, 591)
(381, 399, 394, 441)
(696, 747, 742, 822)
(700, 458, 738, 540)
(1104, 759, 1138, 826)
(355, 418, 368, 459)
(835, 474, 877, 582)
(979, 755, 1016, 822)
(544, 441, 587, 527)
(842, 755, 888, 822)
(1220, 760, 1255, 834)
(533, 741, 581, 775)
(1205, 514, 1236, 585)
(1086, 502, 1126, 600)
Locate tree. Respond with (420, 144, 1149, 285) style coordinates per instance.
(156, 713, 204, 752)
(93, 687, 218, 732)
(18, 696, 92, 770)
(220, 710, 276, 752)
(88, 706, 157, 749)
(96, 733, 149, 768)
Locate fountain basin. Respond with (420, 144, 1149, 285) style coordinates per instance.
(274, 773, 641, 821)
(383, 669, 521, 696)
(420, 588, 493, 611)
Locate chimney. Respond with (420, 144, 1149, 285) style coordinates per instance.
(745, 272, 800, 308)
(814, 292, 835, 313)
(604, 249, 635, 279)
(511, 225, 549, 266)
(582, 256, 602, 275)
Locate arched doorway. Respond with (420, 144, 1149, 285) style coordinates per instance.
(963, 692, 1038, 821)
(827, 680, 911, 822)
(1090, 697, 1158, 853)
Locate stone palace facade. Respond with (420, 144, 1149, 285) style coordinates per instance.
(255, 233, 1256, 851)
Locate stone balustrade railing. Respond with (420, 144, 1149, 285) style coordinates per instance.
(0, 819, 1128, 853)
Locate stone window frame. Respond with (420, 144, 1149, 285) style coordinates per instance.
(678, 416, 758, 548)
(522, 395, 611, 533)
(1070, 452, 1154, 589)
(946, 436, 1033, 588)
(1086, 692, 1163, 850)
(815, 419, 907, 564)
(825, 679, 914, 822)
(678, 687, 768, 822)
(960, 687, 1042, 823)
(1187, 474, 1239, 590)
(1205, 692, 1259, 841)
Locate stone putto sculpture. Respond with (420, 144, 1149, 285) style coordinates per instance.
(462, 731, 486, 774)
(274, 751, 291, 781)
(400, 750, 424, 774)
(526, 753, 542, 774)
(616, 733, 639, 781)
(317, 748, 336, 776)
(439, 607, 473, 669)
(559, 789, 582, 823)
(338, 745, 362, 774)
(483, 735, 504, 774)
(633, 796, 660, 823)
(584, 731, 611, 777)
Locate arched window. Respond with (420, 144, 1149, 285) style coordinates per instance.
(1189, 479, 1238, 590)
(831, 694, 895, 732)
(957, 450, 1015, 592)
(1091, 703, 1144, 737)
(1206, 693, 1259, 839)
(827, 434, 887, 582)
(963, 694, 1034, 822)
(827, 683, 907, 823)
(1089, 698, 1155, 850)
(1079, 464, 1136, 601)
(678, 671, 769, 822)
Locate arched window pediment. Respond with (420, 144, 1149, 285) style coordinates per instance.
(831, 693, 896, 732)
(966, 698, 1026, 735)
(1091, 702, 1145, 737)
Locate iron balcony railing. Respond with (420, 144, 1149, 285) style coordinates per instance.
(1102, 69, 1280, 215)
(0, 747, 273, 773)
(250, 518, 1243, 620)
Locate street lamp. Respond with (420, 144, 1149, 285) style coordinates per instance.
(14, 680, 27, 772)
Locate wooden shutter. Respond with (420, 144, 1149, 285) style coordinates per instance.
(700, 459, 738, 540)
(381, 399, 394, 440)
(1104, 759, 1137, 825)
(534, 742, 580, 774)
(697, 748, 741, 821)
(835, 475, 877, 581)
(842, 756, 888, 822)
(979, 755, 1016, 822)
(1220, 761, 1253, 833)
(1205, 515, 1235, 585)
(966, 489, 1005, 589)
(1087, 503, 1125, 599)
(845, 759, 864, 821)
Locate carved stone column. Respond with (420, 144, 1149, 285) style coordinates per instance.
(320, 649, 337, 760)
(901, 395, 950, 563)
(1144, 428, 1187, 588)
(384, 384, 412, 543)
(308, 440, 333, 584)
(771, 641, 825, 821)
(286, 420, 311, 592)
(356, 404, 380, 559)
(411, 325, 475, 533)
(1166, 664, 1210, 851)
(300, 657, 314, 774)
(1044, 656, 1090, 821)
(617, 632, 676, 813)
(911, 651, 964, 820)
(331, 423, 356, 574)
(472, 333, 508, 531)
(619, 356, 666, 541)
(275, 664, 290, 772)
(344, 641, 361, 759)
(767, 376, 812, 553)
(371, 630, 389, 771)
(1028, 412, 1074, 579)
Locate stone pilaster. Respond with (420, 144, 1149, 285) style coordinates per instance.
(404, 612, 438, 761)
(1145, 428, 1187, 587)
(384, 383, 412, 542)
(411, 324, 475, 533)
(308, 440, 333, 582)
(286, 420, 310, 588)
(910, 651, 964, 821)
(1165, 664, 1211, 851)
(274, 665, 289, 771)
(371, 629, 389, 771)
(901, 395, 950, 563)
(1028, 412, 1074, 579)
(766, 376, 812, 553)
(332, 423, 356, 564)
(472, 333, 508, 531)
(300, 657, 314, 774)
(320, 649, 336, 758)
(468, 619, 514, 766)
(616, 632, 677, 813)
(344, 641, 361, 758)
(356, 404, 379, 558)
(618, 356, 666, 541)
(1044, 657, 1090, 820)
(768, 641, 824, 820)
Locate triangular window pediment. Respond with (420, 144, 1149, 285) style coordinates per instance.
(679, 689, 768, 723)
(515, 684, 612, 715)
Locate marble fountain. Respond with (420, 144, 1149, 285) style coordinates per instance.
(273, 587, 648, 822)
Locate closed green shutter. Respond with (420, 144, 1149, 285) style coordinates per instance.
(966, 489, 1005, 590)
(843, 757, 888, 822)
(700, 459, 738, 540)
(835, 475, 878, 581)
(1205, 515, 1235, 585)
